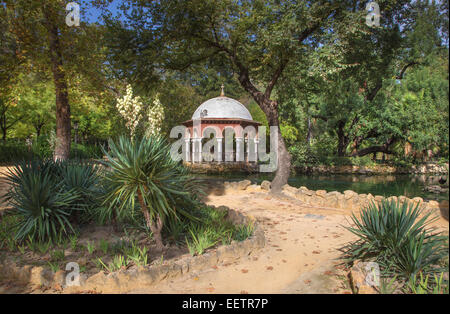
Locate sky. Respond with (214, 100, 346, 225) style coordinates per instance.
(82, 0, 123, 24)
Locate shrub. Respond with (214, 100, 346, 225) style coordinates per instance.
(2, 159, 102, 242)
(341, 199, 448, 279)
(2, 160, 78, 242)
(102, 135, 203, 250)
(70, 143, 103, 159)
(0, 142, 31, 163)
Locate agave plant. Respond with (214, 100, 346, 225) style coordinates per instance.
(3, 160, 78, 242)
(102, 135, 202, 250)
(341, 199, 448, 279)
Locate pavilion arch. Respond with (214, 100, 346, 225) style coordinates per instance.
(181, 88, 261, 164)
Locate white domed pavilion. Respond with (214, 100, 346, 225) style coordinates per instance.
(182, 85, 261, 164)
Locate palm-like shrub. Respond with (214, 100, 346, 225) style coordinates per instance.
(102, 135, 202, 250)
(3, 160, 77, 241)
(3, 160, 103, 241)
(342, 199, 448, 279)
(57, 161, 103, 210)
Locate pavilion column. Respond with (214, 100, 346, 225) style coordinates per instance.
(196, 138, 202, 163)
(254, 138, 259, 163)
(217, 137, 223, 163)
(191, 138, 196, 163)
(185, 138, 191, 162)
(236, 137, 243, 162)
(245, 136, 249, 163)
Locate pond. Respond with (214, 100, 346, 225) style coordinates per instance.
(197, 173, 449, 202)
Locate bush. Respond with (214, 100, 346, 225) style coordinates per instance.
(2, 159, 102, 242)
(71, 143, 103, 159)
(0, 142, 31, 163)
(341, 199, 448, 279)
(0, 138, 103, 163)
(102, 135, 204, 249)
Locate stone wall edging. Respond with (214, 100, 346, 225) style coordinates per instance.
(0, 206, 265, 293)
(294, 162, 449, 175)
(222, 180, 449, 220)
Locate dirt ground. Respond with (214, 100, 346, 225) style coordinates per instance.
(0, 166, 448, 294)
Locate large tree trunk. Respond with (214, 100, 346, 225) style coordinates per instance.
(337, 121, 348, 157)
(43, 9, 71, 161)
(262, 100, 291, 193)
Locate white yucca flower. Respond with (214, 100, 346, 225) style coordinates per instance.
(146, 94, 165, 138)
(116, 84, 143, 137)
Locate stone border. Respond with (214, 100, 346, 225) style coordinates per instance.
(221, 180, 449, 220)
(294, 162, 449, 175)
(0, 206, 265, 293)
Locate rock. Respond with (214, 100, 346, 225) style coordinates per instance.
(344, 190, 357, 200)
(427, 200, 440, 208)
(53, 270, 66, 287)
(398, 195, 407, 204)
(237, 180, 251, 190)
(260, 180, 271, 191)
(349, 261, 378, 294)
(282, 184, 298, 197)
(303, 189, 314, 196)
(315, 190, 327, 197)
(387, 196, 398, 203)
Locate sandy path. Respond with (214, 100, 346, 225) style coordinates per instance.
(129, 192, 357, 294)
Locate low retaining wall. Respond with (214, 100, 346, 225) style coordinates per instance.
(294, 162, 449, 175)
(222, 180, 449, 221)
(0, 206, 265, 293)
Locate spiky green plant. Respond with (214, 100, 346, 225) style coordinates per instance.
(102, 135, 203, 250)
(341, 199, 448, 279)
(186, 225, 218, 256)
(57, 161, 103, 213)
(3, 160, 78, 242)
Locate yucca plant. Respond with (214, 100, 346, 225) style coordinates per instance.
(57, 161, 102, 210)
(102, 135, 202, 250)
(341, 199, 448, 279)
(3, 160, 78, 242)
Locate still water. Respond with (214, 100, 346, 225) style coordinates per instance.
(198, 173, 449, 202)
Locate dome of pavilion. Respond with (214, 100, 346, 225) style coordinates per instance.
(191, 87, 253, 121)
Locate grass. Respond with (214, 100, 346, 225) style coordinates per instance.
(186, 226, 218, 256)
(86, 241, 96, 254)
(97, 255, 128, 273)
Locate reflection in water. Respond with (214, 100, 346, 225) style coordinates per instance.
(198, 173, 449, 202)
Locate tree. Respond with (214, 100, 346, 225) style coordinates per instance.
(102, 0, 367, 191)
(3, 1, 109, 159)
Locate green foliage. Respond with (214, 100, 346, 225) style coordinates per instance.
(408, 272, 449, 294)
(186, 225, 218, 256)
(233, 222, 255, 242)
(50, 249, 65, 262)
(341, 199, 448, 279)
(0, 142, 31, 163)
(86, 241, 96, 255)
(0, 139, 104, 163)
(2, 159, 103, 242)
(97, 255, 128, 273)
(124, 241, 149, 267)
(99, 239, 109, 254)
(3, 160, 78, 242)
(102, 135, 204, 245)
